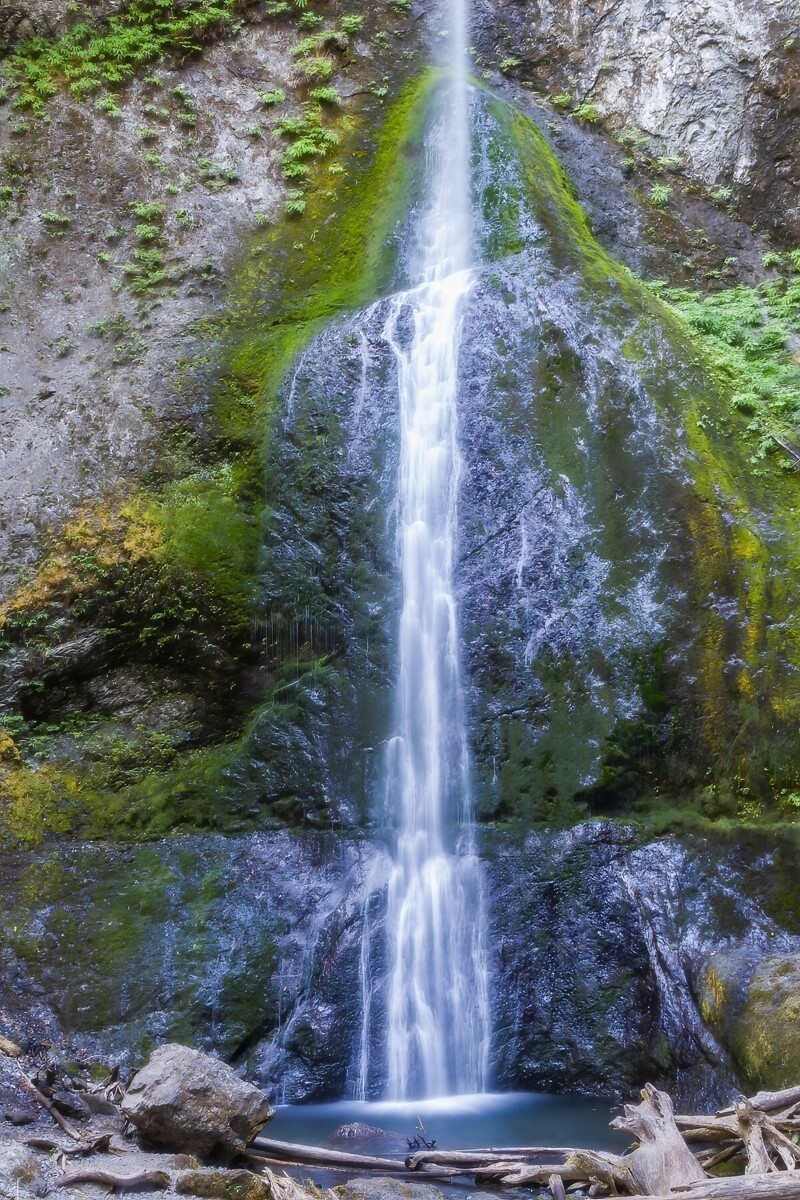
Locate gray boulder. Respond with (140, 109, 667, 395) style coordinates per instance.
(0, 1144, 45, 1200)
(121, 1043, 274, 1155)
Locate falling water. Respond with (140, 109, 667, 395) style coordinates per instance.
(359, 0, 491, 1100)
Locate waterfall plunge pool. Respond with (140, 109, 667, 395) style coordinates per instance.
(265, 1092, 627, 1190)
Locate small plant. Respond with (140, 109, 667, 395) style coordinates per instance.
(246, 123, 262, 138)
(299, 10, 323, 26)
(762, 251, 783, 269)
(499, 56, 521, 74)
(296, 54, 334, 81)
(573, 102, 600, 123)
(260, 88, 286, 105)
(176, 208, 193, 227)
(551, 92, 572, 109)
(40, 210, 71, 228)
(143, 103, 170, 121)
(309, 85, 340, 104)
(711, 186, 732, 204)
(656, 154, 683, 172)
(129, 200, 164, 221)
(284, 188, 306, 216)
(649, 183, 672, 208)
(135, 222, 160, 241)
(340, 13, 364, 32)
(197, 158, 240, 188)
(95, 96, 122, 118)
(282, 161, 310, 179)
(136, 126, 159, 141)
(254, 211, 271, 226)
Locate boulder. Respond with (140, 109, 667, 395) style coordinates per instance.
(176, 1169, 273, 1200)
(336, 1180, 446, 1200)
(0, 1144, 45, 1200)
(121, 1044, 274, 1156)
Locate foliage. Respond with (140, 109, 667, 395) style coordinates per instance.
(2, 0, 244, 113)
(649, 183, 672, 207)
(572, 102, 600, 123)
(652, 271, 800, 461)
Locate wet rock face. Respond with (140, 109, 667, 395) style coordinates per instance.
(485, 825, 800, 1106)
(474, 0, 800, 240)
(2, 826, 799, 1106)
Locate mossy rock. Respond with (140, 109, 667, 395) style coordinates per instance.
(700, 951, 800, 1091)
(176, 1170, 272, 1200)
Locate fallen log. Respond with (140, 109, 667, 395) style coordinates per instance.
(629, 1175, 800, 1200)
(697, 1141, 744, 1171)
(243, 1151, 455, 1180)
(405, 1148, 573, 1168)
(25, 1133, 114, 1157)
(16, 1068, 83, 1142)
(249, 1138, 406, 1172)
(611, 1084, 706, 1195)
(675, 1116, 741, 1140)
(57, 1169, 170, 1190)
(720, 1086, 800, 1117)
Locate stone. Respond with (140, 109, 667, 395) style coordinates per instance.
(0, 1144, 45, 1200)
(337, 1179, 445, 1200)
(4, 1107, 37, 1125)
(176, 1169, 273, 1200)
(121, 1044, 274, 1156)
(331, 1123, 392, 1140)
(700, 952, 800, 1091)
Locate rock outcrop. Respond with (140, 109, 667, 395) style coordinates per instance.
(121, 1043, 274, 1155)
(2, 825, 799, 1106)
(475, 0, 800, 238)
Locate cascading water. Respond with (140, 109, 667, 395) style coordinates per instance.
(357, 0, 491, 1101)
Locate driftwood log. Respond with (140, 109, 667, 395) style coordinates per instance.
(397, 1082, 800, 1196)
(57, 1169, 170, 1190)
(610, 1083, 706, 1194)
(16, 1067, 83, 1142)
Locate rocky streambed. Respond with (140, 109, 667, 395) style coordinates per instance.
(1, 823, 798, 1109)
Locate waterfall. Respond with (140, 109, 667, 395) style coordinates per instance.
(357, 0, 491, 1101)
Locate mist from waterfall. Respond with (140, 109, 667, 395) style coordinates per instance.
(356, 0, 491, 1101)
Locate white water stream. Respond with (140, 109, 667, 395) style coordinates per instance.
(357, 0, 491, 1100)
